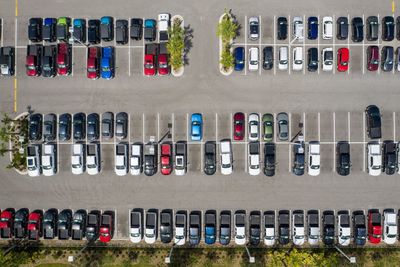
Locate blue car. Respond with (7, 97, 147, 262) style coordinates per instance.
(308, 16, 318, 40)
(191, 113, 202, 141)
(43, 18, 57, 42)
(234, 47, 245, 71)
(101, 47, 114, 79)
(73, 18, 86, 43)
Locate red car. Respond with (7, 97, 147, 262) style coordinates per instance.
(87, 46, 100, 79)
(26, 45, 42, 76)
(158, 53, 170, 75)
(367, 46, 379, 71)
(99, 211, 113, 243)
(368, 209, 382, 244)
(57, 42, 72, 75)
(160, 142, 173, 175)
(337, 48, 349, 72)
(0, 208, 15, 238)
(144, 44, 157, 76)
(233, 112, 245, 141)
(27, 211, 42, 240)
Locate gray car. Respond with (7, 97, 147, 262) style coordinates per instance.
(101, 111, 114, 139)
(115, 112, 128, 139)
(366, 16, 379, 41)
(381, 46, 394, 72)
(43, 113, 57, 141)
(277, 112, 289, 141)
(87, 113, 100, 141)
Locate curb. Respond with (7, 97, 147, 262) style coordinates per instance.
(171, 15, 185, 77)
(10, 112, 28, 175)
(218, 13, 234, 76)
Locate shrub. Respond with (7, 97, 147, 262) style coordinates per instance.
(167, 18, 184, 71)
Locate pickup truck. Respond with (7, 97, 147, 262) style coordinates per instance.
(278, 210, 290, 245)
(115, 143, 129, 176)
(130, 18, 143, 40)
(158, 13, 170, 42)
(308, 141, 320, 176)
(27, 145, 41, 177)
(382, 141, 398, 175)
(0, 47, 15, 76)
(71, 209, 86, 240)
(26, 45, 42, 76)
(129, 209, 143, 243)
(336, 141, 351, 176)
(292, 210, 305, 246)
(383, 209, 397, 245)
(365, 105, 382, 139)
(220, 210, 231, 245)
(0, 208, 15, 239)
(87, 46, 100, 79)
(249, 211, 261, 245)
(160, 209, 173, 243)
(41, 143, 57, 176)
(56, 42, 72, 76)
(264, 143, 276, 176)
(337, 210, 351, 246)
(145, 210, 157, 244)
(144, 19, 156, 41)
(248, 141, 260, 175)
(234, 211, 246, 245)
(99, 210, 114, 243)
(144, 43, 157, 76)
(86, 143, 101, 175)
(160, 142, 173, 175)
(86, 210, 100, 242)
(367, 141, 382, 176)
(57, 209, 72, 240)
(71, 143, 85, 175)
(144, 142, 158, 176)
(101, 46, 115, 79)
(42, 45, 56, 77)
(116, 19, 128, 44)
(204, 210, 216, 245)
(292, 141, 305, 176)
(189, 211, 201, 245)
(307, 210, 320, 245)
(130, 143, 143, 175)
(323, 210, 335, 245)
(263, 210, 275, 246)
(158, 43, 170, 75)
(353, 210, 367, 245)
(175, 141, 187, 175)
(14, 208, 29, 239)
(28, 210, 42, 240)
(204, 141, 216, 175)
(175, 211, 186, 246)
(220, 139, 233, 175)
(368, 209, 382, 244)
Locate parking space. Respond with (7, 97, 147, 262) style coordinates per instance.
(188, 144, 201, 172)
(173, 113, 186, 142)
(203, 112, 216, 142)
(143, 113, 157, 142)
(217, 113, 230, 140)
(381, 110, 395, 141)
(130, 113, 143, 143)
(305, 112, 319, 141)
(334, 111, 349, 142)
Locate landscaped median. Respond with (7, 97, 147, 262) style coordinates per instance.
(168, 15, 185, 77)
(217, 9, 239, 76)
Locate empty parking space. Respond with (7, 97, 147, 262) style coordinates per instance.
(232, 143, 246, 173)
(334, 111, 349, 142)
(58, 144, 71, 173)
(350, 143, 364, 173)
(203, 112, 216, 142)
(305, 112, 319, 141)
(319, 112, 334, 143)
(217, 113, 230, 140)
(381, 110, 395, 141)
(349, 111, 363, 143)
(188, 144, 201, 172)
(290, 112, 302, 141)
(173, 113, 186, 141)
(101, 144, 114, 172)
(143, 113, 157, 142)
(320, 143, 334, 173)
(130, 113, 143, 142)
(130, 48, 143, 76)
(72, 46, 86, 77)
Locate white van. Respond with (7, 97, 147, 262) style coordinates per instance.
(248, 47, 259, 71)
(292, 47, 303, 71)
(278, 46, 288, 70)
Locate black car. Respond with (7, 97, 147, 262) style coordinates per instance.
(29, 113, 43, 141)
(0, 47, 15, 76)
(58, 209, 72, 240)
(336, 141, 351, 176)
(336, 17, 348, 40)
(160, 209, 173, 243)
(382, 141, 398, 175)
(43, 113, 57, 142)
(352, 210, 367, 246)
(322, 210, 335, 245)
(204, 141, 216, 175)
(381, 46, 394, 72)
(249, 211, 261, 246)
(42, 45, 57, 77)
(144, 142, 158, 176)
(28, 18, 43, 42)
(115, 112, 128, 139)
(219, 210, 231, 245)
(352, 17, 364, 42)
(73, 112, 86, 141)
(307, 47, 318, 72)
(262, 46, 273, 70)
(292, 141, 305, 176)
(72, 209, 87, 240)
(58, 113, 71, 141)
(263, 143, 276, 176)
(88, 19, 101, 44)
(277, 17, 288, 40)
(13, 208, 29, 239)
(42, 18, 57, 42)
(365, 105, 381, 139)
(101, 111, 114, 139)
(130, 18, 143, 40)
(100, 16, 114, 41)
(86, 210, 101, 242)
(382, 16, 395, 41)
(87, 113, 100, 141)
(278, 210, 290, 245)
(73, 18, 87, 43)
(397, 16, 400, 40)
(43, 209, 58, 239)
(116, 19, 128, 44)
(366, 16, 379, 41)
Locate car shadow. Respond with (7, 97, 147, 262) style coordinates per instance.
(183, 25, 193, 66)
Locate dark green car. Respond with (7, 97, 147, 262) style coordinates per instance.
(262, 113, 274, 141)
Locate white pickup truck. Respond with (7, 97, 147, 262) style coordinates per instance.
(367, 142, 382, 176)
(130, 143, 142, 175)
(220, 139, 233, 175)
(71, 143, 85, 175)
(86, 143, 101, 175)
(158, 13, 170, 42)
(41, 143, 57, 176)
(115, 143, 128, 176)
(27, 145, 41, 177)
(308, 141, 320, 176)
(248, 142, 260, 175)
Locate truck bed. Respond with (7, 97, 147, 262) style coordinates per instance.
(250, 214, 261, 226)
(205, 213, 216, 225)
(27, 45, 39, 56)
(87, 144, 96, 155)
(308, 213, 319, 227)
(190, 214, 200, 225)
(87, 214, 97, 225)
(264, 213, 275, 226)
(176, 213, 185, 226)
(144, 143, 156, 155)
(101, 214, 111, 226)
(205, 142, 216, 154)
(294, 213, 304, 226)
(354, 214, 366, 226)
(264, 143, 275, 155)
(145, 44, 157, 55)
(249, 142, 259, 154)
(43, 46, 55, 57)
(116, 144, 126, 155)
(27, 146, 37, 156)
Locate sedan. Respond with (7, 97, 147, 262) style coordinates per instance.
(233, 112, 245, 141)
(101, 112, 114, 139)
(191, 113, 203, 141)
(115, 112, 128, 139)
(382, 16, 395, 41)
(337, 47, 349, 72)
(43, 113, 57, 142)
(234, 47, 245, 71)
(277, 112, 289, 141)
(381, 46, 394, 72)
(58, 113, 71, 141)
(322, 16, 333, 39)
(248, 113, 259, 141)
(87, 113, 100, 141)
(307, 16, 318, 40)
(277, 17, 288, 40)
(28, 18, 43, 42)
(73, 113, 86, 141)
(29, 113, 43, 141)
(352, 17, 364, 42)
(262, 113, 274, 142)
(367, 45, 379, 71)
(262, 46, 273, 70)
(336, 17, 348, 40)
(248, 17, 259, 40)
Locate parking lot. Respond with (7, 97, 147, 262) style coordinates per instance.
(1, 0, 400, 242)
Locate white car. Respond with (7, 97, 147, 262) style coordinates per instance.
(292, 47, 303, 71)
(308, 141, 320, 176)
(71, 143, 85, 175)
(293, 17, 304, 41)
(129, 209, 142, 243)
(248, 142, 260, 175)
(248, 113, 259, 141)
(307, 210, 320, 245)
(144, 211, 157, 244)
(41, 143, 57, 176)
(115, 143, 128, 176)
(130, 143, 142, 175)
(337, 211, 351, 246)
(248, 16, 259, 40)
(383, 209, 398, 245)
(248, 47, 259, 71)
(158, 13, 170, 41)
(86, 143, 100, 175)
(27, 145, 41, 177)
(263, 211, 275, 246)
(322, 48, 333, 71)
(322, 16, 333, 39)
(292, 211, 305, 246)
(174, 212, 186, 246)
(220, 139, 233, 175)
(234, 212, 246, 245)
(278, 46, 288, 70)
(367, 142, 382, 176)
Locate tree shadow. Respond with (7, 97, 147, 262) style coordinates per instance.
(229, 11, 242, 38)
(183, 25, 193, 66)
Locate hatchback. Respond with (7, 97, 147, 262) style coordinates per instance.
(277, 112, 289, 141)
(352, 17, 364, 42)
(191, 113, 203, 141)
(262, 46, 273, 70)
(307, 48, 318, 72)
(58, 113, 71, 141)
(249, 17, 259, 40)
(307, 16, 318, 40)
(262, 113, 274, 142)
(248, 47, 259, 71)
(382, 16, 395, 41)
(366, 16, 379, 41)
(115, 112, 128, 139)
(233, 112, 245, 141)
(234, 47, 245, 71)
(87, 113, 100, 141)
(337, 47, 349, 72)
(336, 17, 349, 40)
(277, 17, 288, 40)
(367, 45, 379, 71)
(29, 113, 43, 141)
(381, 46, 394, 72)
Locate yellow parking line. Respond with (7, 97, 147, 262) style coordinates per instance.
(14, 78, 17, 113)
(15, 0, 18, 17)
(393, 0, 395, 13)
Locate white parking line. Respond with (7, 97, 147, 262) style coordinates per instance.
(127, 209, 131, 237)
(142, 113, 145, 143)
(128, 17, 131, 77)
(393, 112, 396, 142)
(347, 112, 351, 142)
(14, 18, 18, 75)
(273, 15, 276, 75)
(333, 112, 336, 171)
(317, 15, 320, 75)
(157, 113, 160, 141)
(288, 112, 292, 172)
(302, 112, 306, 141)
(362, 111, 366, 172)
(1, 18, 3, 47)
(114, 209, 118, 237)
(186, 113, 189, 143)
(332, 14, 336, 75)
(215, 113, 218, 141)
(288, 15, 291, 75)
(259, 15, 262, 76)
(171, 113, 175, 143)
(317, 112, 321, 141)
(303, 15, 305, 75)
(244, 141, 248, 172)
(128, 113, 131, 144)
(142, 17, 145, 76)
(273, 112, 277, 143)
(362, 14, 365, 75)
(230, 113, 233, 139)
(244, 15, 248, 75)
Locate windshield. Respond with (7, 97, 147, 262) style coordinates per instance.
(159, 63, 168, 68)
(131, 232, 140, 237)
(88, 67, 96, 72)
(58, 64, 66, 68)
(72, 163, 82, 169)
(87, 164, 97, 168)
(280, 60, 288, 64)
(144, 62, 153, 69)
(102, 66, 110, 72)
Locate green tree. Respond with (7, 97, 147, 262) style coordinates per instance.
(217, 11, 238, 45)
(167, 18, 184, 71)
(220, 48, 234, 70)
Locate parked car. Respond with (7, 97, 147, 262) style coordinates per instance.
(322, 48, 333, 71)
(219, 210, 231, 245)
(382, 16, 395, 41)
(264, 143, 276, 176)
(292, 47, 303, 71)
(204, 141, 217, 175)
(144, 142, 158, 176)
(277, 112, 289, 141)
(337, 47, 349, 72)
(42, 18, 57, 42)
(115, 142, 129, 176)
(366, 16, 379, 41)
(160, 142, 173, 175)
(308, 141, 320, 176)
(248, 141, 260, 175)
(293, 17, 304, 41)
(29, 18, 43, 42)
(307, 47, 318, 72)
(234, 47, 245, 71)
(174, 211, 186, 246)
(248, 113, 259, 141)
(71, 209, 87, 240)
(233, 112, 245, 141)
(220, 139, 233, 175)
(88, 19, 100, 44)
(144, 19, 157, 42)
(56, 42, 72, 76)
(99, 211, 114, 243)
(204, 210, 216, 245)
(71, 143, 85, 175)
(352, 17, 364, 42)
(263, 211, 275, 246)
(190, 113, 203, 141)
(381, 46, 394, 72)
(27, 145, 41, 177)
(307, 210, 320, 245)
(29, 113, 43, 141)
(129, 209, 143, 243)
(278, 210, 290, 245)
(116, 19, 128, 44)
(26, 44, 42, 76)
(293, 141, 305, 176)
(189, 211, 201, 245)
(365, 105, 381, 139)
(86, 210, 100, 242)
(73, 113, 86, 141)
(101, 46, 115, 79)
(337, 210, 351, 246)
(248, 47, 259, 71)
(383, 209, 397, 245)
(100, 16, 114, 41)
(249, 211, 261, 245)
(28, 210, 42, 240)
(41, 45, 56, 77)
(382, 141, 397, 175)
(353, 210, 367, 246)
(115, 112, 128, 139)
(396, 47, 400, 72)
(0, 208, 15, 239)
(175, 141, 187, 176)
(307, 16, 318, 40)
(278, 46, 288, 70)
(367, 45, 379, 71)
(57, 209, 72, 240)
(160, 209, 173, 243)
(87, 46, 100, 79)
(337, 17, 349, 40)
(73, 18, 86, 43)
(144, 210, 157, 244)
(58, 113, 71, 141)
(14, 208, 29, 239)
(130, 18, 143, 40)
(277, 17, 288, 40)
(368, 209, 382, 244)
(336, 141, 351, 176)
(322, 16, 333, 39)
(43, 113, 56, 141)
(367, 141, 382, 176)
(101, 111, 114, 139)
(87, 113, 100, 141)
(262, 46, 273, 70)
(130, 143, 143, 175)
(397, 16, 400, 40)
(41, 143, 57, 176)
(292, 210, 305, 246)
(248, 17, 259, 40)
(262, 113, 273, 141)
(234, 211, 246, 245)
(322, 210, 335, 245)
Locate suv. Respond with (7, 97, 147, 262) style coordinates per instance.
(73, 113, 86, 141)
(43, 113, 56, 141)
(234, 47, 245, 71)
(307, 210, 320, 245)
(367, 141, 382, 176)
(336, 141, 351, 176)
(88, 19, 100, 44)
(248, 47, 259, 71)
(365, 105, 381, 139)
(292, 141, 305, 176)
(249, 211, 261, 246)
(307, 47, 318, 72)
(116, 19, 128, 44)
(307, 16, 318, 40)
(293, 17, 304, 41)
(189, 211, 201, 245)
(204, 210, 217, 245)
(383, 209, 397, 245)
(130, 18, 143, 40)
(28, 18, 43, 42)
(382, 16, 395, 41)
(100, 16, 114, 41)
(264, 143, 276, 176)
(352, 17, 364, 42)
(204, 141, 216, 175)
(353, 210, 367, 246)
(366, 16, 379, 41)
(263, 211, 275, 246)
(73, 18, 86, 43)
(57, 209, 72, 240)
(160, 209, 173, 243)
(262, 46, 273, 70)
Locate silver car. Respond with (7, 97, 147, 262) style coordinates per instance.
(102, 111, 114, 139)
(249, 17, 259, 41)
(277, 112, 289, 141)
